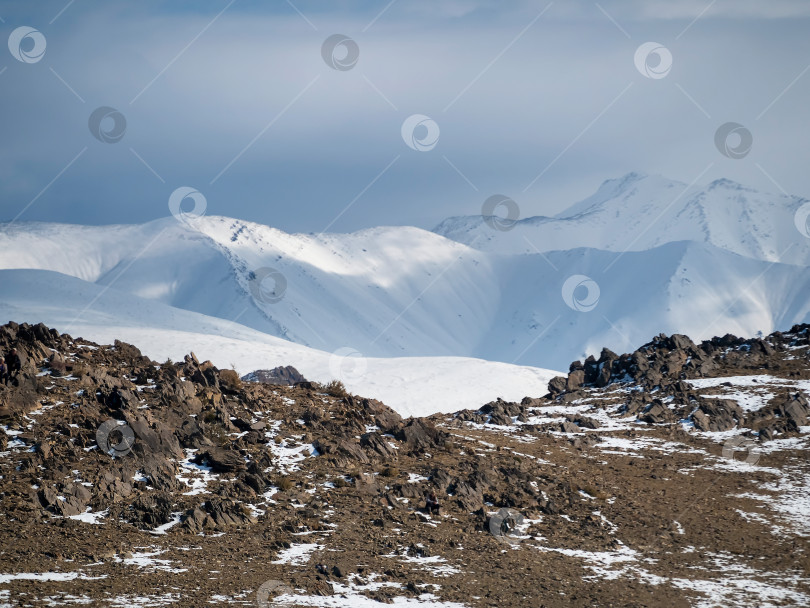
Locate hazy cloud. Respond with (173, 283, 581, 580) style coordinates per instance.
(0, 1, 808, 232)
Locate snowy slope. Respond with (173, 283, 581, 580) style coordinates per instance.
(0, 269, 557, 416)
(482, 241, 810, 365)
(0, 218, 498, 358)
(189, 217, 499, 357)
(434, 173, 810, 264)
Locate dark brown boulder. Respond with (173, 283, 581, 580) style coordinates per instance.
(583, 355, 599, 384)
(670, 334, 696, 352)
(361, 398, 402, 434)
(783, 394, 809, 427)
(181, 506, 210, 534)
(176, 418, 212, 449)
(596, 363, 612, 388)
(450, 480, 482, 511)
(548, 376, 567, 395)
(692, 399, 741, 432)
(142, 456, 181, 492)
(558, 421, 580, 433)
(566, 370, 585, 391)
(567, 415, 601, 429)
(393, 419, 447, 453)
(95, 472, 133, 503)
(124, 414, 184, 460)
(360, 431, 398, 459)
(128, 492, 173, 529)
(195, 447, 247, 473)
(105, 387, 138, 410)
(489, 410, 513, 426)
(641, 403, 674, 425)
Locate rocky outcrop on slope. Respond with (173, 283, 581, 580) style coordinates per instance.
(0, 322, 452, 534)
(543, 325, 810, 439)
(241, 365, 308, 386)
(549, 326, 810, 394)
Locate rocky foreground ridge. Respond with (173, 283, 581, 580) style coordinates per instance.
(0, 322, 809, 607)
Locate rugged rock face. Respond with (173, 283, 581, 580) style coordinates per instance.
(241, 365, 308, 386)
(0, 322, 809, 607)
(545, 325, 810, 439)
(0, 322, 442, 536)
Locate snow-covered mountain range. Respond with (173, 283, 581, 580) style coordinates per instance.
(0, 172, 808, 411)
(435, 172, 810, 263)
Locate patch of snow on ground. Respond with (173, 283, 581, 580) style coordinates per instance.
(0, 572, 107, 583)
(408, 473, 429, 483)
(150, 512, 183, 535)
(106, 593, 181, 607)
(272, 543, 322, 566)
(733, 468, 810, 536)
(532, 542, 641, 581)
(668, 568, 810, 608)
(177, 450, 219, 495)
(269, 436, 319, 474)
(686, 375, 791, 389)
(118, 549, 187, 574)
(68, 508, 108, 525)
(383, 553, 462, 577)
(270, 573, 468, 607)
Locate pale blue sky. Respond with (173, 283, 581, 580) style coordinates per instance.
(1, 0, 809, 232)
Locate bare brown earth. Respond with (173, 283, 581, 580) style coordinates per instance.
(0, 322, 808, 607)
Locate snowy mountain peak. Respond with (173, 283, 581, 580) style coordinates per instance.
(433, 173, 810, 265)
(553, 171, 660, 218)
(705, 177, 755, 193)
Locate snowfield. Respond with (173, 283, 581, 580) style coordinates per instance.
(0, 269, 558, 417)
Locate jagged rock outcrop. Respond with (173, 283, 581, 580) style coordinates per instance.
(242, 365, 308, 386)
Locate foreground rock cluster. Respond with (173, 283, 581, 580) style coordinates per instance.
(0, 322, 808, 607)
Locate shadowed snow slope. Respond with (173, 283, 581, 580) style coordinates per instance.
(1, 174, 808, 370)
(0, 269, 557, 416)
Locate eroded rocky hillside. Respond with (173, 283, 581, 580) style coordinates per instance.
(0, 322, 808, 607)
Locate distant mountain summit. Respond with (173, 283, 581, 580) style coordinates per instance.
(434, 172, 810, 264)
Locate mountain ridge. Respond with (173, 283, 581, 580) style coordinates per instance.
(1, 173, 808, 374)
(433, 172, 810, 264)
